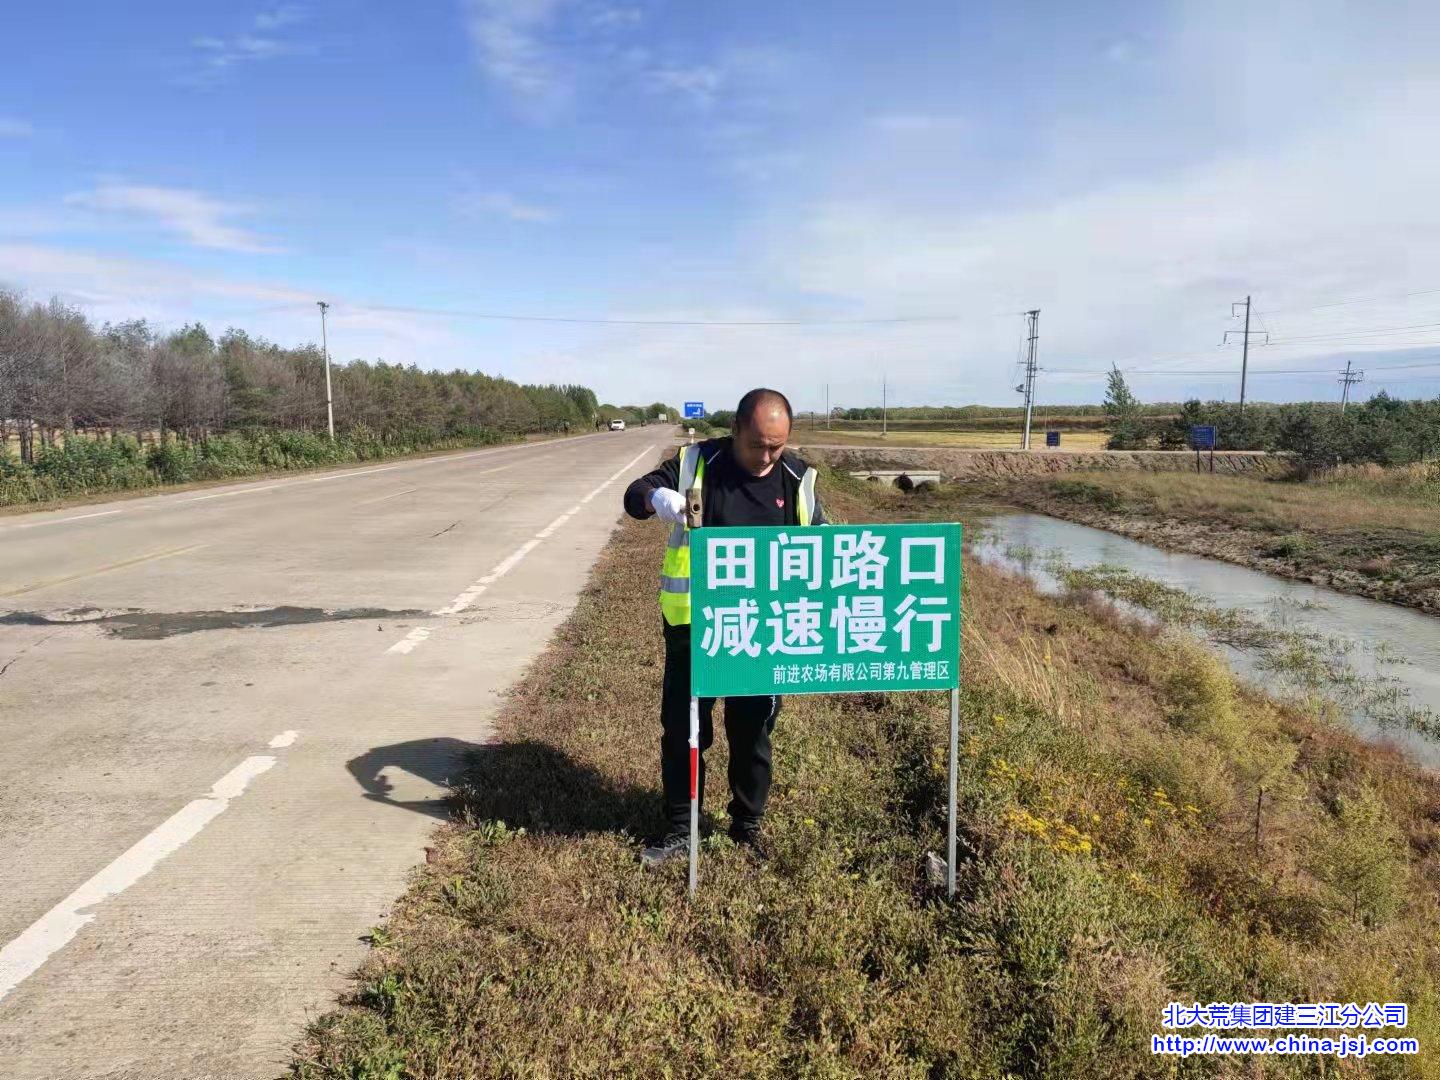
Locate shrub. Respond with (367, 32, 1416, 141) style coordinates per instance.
(0, 424, 516, 507)
(1309, 784, 1409, 927)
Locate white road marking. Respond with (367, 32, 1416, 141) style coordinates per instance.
(354, 486, 420, 506)
(422, 445, 656, 625)
(290, 464, 403, 485)
(267, 729, 299, 748)
(0, 744, 292, 1003)
(180, 485, 281, 504)
(0, 509, 124, 532)
(386, 626, 434, 654)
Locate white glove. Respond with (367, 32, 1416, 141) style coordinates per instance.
(649, 487, 688, 524)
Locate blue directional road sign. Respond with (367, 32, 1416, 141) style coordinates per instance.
(1189, 425, 1217, 451)
(684, 402, 705, 419)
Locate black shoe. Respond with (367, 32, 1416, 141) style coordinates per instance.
(728, 820, 767, 858)
(640, 829, 691, 868)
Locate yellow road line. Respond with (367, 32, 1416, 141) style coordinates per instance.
(3, 544, 210, 598)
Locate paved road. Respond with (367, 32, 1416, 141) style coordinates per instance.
(0, 428, 663, 1080)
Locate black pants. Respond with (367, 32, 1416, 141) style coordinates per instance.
(660, 621, 780, 832)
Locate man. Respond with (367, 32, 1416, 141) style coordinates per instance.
(623, 388, 826, 866)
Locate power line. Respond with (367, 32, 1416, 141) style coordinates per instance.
(316, 300, 1028, 327)
(1259, 286, 1440, 316)
(1264, 321, 1440, 345)
(1046, 361, 1440, 378)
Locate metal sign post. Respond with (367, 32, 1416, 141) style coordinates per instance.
(948, 686, 958, 899)
(1190, 425, 1217, 473)
(688, 696, 700, 896)
(687, 522, 963, 897)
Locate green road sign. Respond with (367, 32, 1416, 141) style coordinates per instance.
(690, 523, 962, 697)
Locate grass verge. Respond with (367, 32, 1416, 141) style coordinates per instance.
(1013, 466, 1440, 614)
(288, 466, 1440, 1079)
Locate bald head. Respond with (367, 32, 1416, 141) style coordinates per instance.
(732, 387, 792, 476)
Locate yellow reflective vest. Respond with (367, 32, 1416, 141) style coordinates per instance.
(659, 444, 818, 626)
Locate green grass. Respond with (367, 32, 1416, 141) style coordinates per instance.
(0, 426, 514, 508)
(287, 465, 1440, 1079)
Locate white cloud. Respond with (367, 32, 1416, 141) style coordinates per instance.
(0, 244, 466, 365)
(869, 115, 968, 134)
(185, 8, 314, 82)
(523, 65, 1440, 410)
(461, 0, 572, 117)
(64, 184, 282, 254)
(254, 4, 307, 31)
(681, 0, 1440, 407)
(588, 5, 641, 29)
(646, 64, 723, 107)
(457, 189, 559, 224)
(763, 87, 1440, 402)
(0, 118, 34, 138)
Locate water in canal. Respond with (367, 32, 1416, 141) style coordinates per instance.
(971, 513, 1440, 769)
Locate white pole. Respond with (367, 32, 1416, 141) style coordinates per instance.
(317, 301, 335, 439)
(688, 695, 700, 896)
(947, 687, 958, 900)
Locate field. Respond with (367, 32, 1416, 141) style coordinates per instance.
(289, 465, 1440, 1079)
(1018, 464, 1440, 613)
(796, 427, 1113, 451)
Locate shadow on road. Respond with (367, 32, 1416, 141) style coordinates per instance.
(345, 737, 479, 819)
(346, 737, 661, 837)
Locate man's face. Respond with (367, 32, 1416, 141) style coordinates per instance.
(732, 405, 790, 476)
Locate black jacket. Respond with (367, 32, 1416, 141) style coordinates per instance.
(623, 437, 827, 528)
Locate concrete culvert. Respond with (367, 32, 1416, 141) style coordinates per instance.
(893, 473, 915, 492)
(914, 480, 938, 494)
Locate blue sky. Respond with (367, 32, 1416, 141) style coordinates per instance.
(3, 0, 1440, 411)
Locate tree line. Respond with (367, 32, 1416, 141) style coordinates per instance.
(0, 290, 602, 464)
(1103, 366, 1440, 470)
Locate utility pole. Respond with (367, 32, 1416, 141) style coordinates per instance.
(317, 301, 335, 439)
(882, 375, 887, 437)
(825, 383, 830, 430)
(1019, 309, 1040, 449)
(1223, 296, 1266, 412)
(1338, 359, 1364, 413)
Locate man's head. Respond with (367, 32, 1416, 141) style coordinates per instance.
(731, 388, 792, 476)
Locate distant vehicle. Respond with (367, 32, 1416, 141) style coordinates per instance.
(609, 419, 626, 431)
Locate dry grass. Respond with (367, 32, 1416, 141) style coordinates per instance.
(1024, 465, 1440, 612)
(287, 463, 1440, 1080)
(1047, 467, 1440, 535)
(798, 428, 1113, 451)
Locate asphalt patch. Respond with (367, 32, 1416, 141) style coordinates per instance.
(0, 606, 427, 640)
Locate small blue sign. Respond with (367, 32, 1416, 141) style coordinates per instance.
(683, 401, 705, 419)
(1045, 430, 1061, 448)
(1190, 425, 1217, 450)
